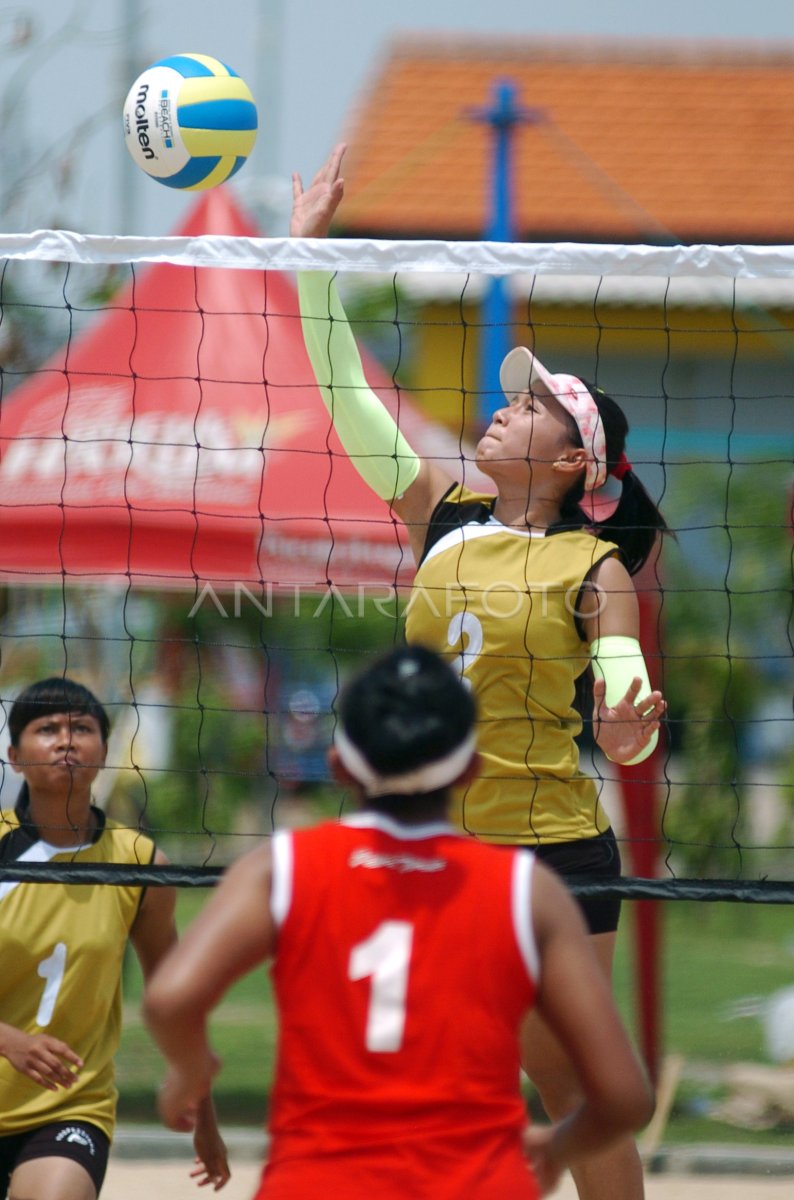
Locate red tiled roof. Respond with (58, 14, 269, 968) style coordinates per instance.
(335, 37, 794, 243)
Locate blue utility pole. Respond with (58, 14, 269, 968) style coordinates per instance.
(468, 81, 543, 427)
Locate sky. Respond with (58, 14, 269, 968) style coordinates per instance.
(1, 0, 794, 237)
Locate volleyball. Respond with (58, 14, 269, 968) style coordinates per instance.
(123, 53, 258, 190)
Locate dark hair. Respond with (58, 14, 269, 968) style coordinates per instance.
(553, 383, 669, 575)
(8, 677, 110, 747)
(338, 645, 476, 806)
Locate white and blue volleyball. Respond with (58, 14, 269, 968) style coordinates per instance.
(123, 53, 257, 190)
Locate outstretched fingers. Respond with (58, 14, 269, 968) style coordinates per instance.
(289, 144, 347, 238)
(592, 676, 665, 763)
(190, 1156, 231, 1192)
(7, 1032, 83, 1091)
(632, 689, 666, 722)
(314, 142, 346, 187)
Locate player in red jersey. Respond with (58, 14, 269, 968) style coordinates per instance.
(144, 647, 653, 1198)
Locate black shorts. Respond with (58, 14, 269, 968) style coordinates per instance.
(531, 827, 622, 935)
(0, 1120, 110, 1199)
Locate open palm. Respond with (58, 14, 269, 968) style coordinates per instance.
(592, 676, 665, 764)
(290, 143, 346, 238)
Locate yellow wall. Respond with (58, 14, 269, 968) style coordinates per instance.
(409, 299, 794, 436)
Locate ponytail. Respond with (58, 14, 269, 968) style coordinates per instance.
(551, 382, 669, 575)
(593, 462, 669, 576)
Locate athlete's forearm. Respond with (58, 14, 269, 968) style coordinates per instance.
(145, 992, 212, 1077)
(542, 1091, 653, 1171)
(590, 634, 660, 764)
(297, 270, 420, 501)
(0, 1021, 19, 1058)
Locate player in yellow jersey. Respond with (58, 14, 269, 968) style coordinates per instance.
(290, 145, 669, 1200)
(0, 678, 229, 1200)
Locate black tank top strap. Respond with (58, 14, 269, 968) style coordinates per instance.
(420, 485, 496, 565)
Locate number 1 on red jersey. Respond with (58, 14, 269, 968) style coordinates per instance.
(349, 920, 413, 1053)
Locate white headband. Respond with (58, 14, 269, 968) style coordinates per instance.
(334, 726, 477, 798)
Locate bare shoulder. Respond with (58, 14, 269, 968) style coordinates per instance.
(583, 552, 638, 638)
(209, 842, 274, 911)
(392, 460, 456, 564)
(589, 553, 633, 593)
(183, 843, 277, 971)
(223, 843, 273, 887)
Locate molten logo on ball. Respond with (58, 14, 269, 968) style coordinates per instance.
(131, 83, 155, 160)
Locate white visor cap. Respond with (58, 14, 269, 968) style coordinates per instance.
(499, 346, 608, 496)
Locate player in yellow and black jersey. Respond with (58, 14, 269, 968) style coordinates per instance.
(291, 145, 670, 1200)
(0, 678, 229, 1200)
(404, 482, 620, 846)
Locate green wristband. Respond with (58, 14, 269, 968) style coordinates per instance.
(590, 635, 658, 765)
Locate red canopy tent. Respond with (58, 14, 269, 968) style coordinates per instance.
(0, 190, 490, 591)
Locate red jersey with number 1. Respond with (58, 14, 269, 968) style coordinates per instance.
(256, 813, 540, 1200)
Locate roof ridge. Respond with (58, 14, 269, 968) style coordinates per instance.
(385, 32, 794, 66)
(337, 32, 794, 243)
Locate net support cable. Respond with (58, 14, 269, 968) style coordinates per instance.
(1, 863, 793, 904)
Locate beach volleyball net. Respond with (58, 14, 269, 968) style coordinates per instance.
(0, 230, 791, 899)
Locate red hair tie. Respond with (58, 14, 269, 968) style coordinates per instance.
(610, 452, 632, 481)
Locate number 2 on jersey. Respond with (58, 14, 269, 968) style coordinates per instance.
(447, 611, 483, 685)
(36, 942, 67, 1027)
(349, 921, 413, 1052)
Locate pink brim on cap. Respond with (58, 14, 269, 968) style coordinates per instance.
(499, 346, 608, 495)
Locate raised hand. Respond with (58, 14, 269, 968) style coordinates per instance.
(592, 675, 666, 764)
(290, 143, 346, 238)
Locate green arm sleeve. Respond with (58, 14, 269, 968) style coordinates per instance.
(590, 635, 659, 766)
(297, 271, 420, 502)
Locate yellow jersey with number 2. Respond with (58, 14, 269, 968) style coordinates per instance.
(405, 485, 619, 845)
